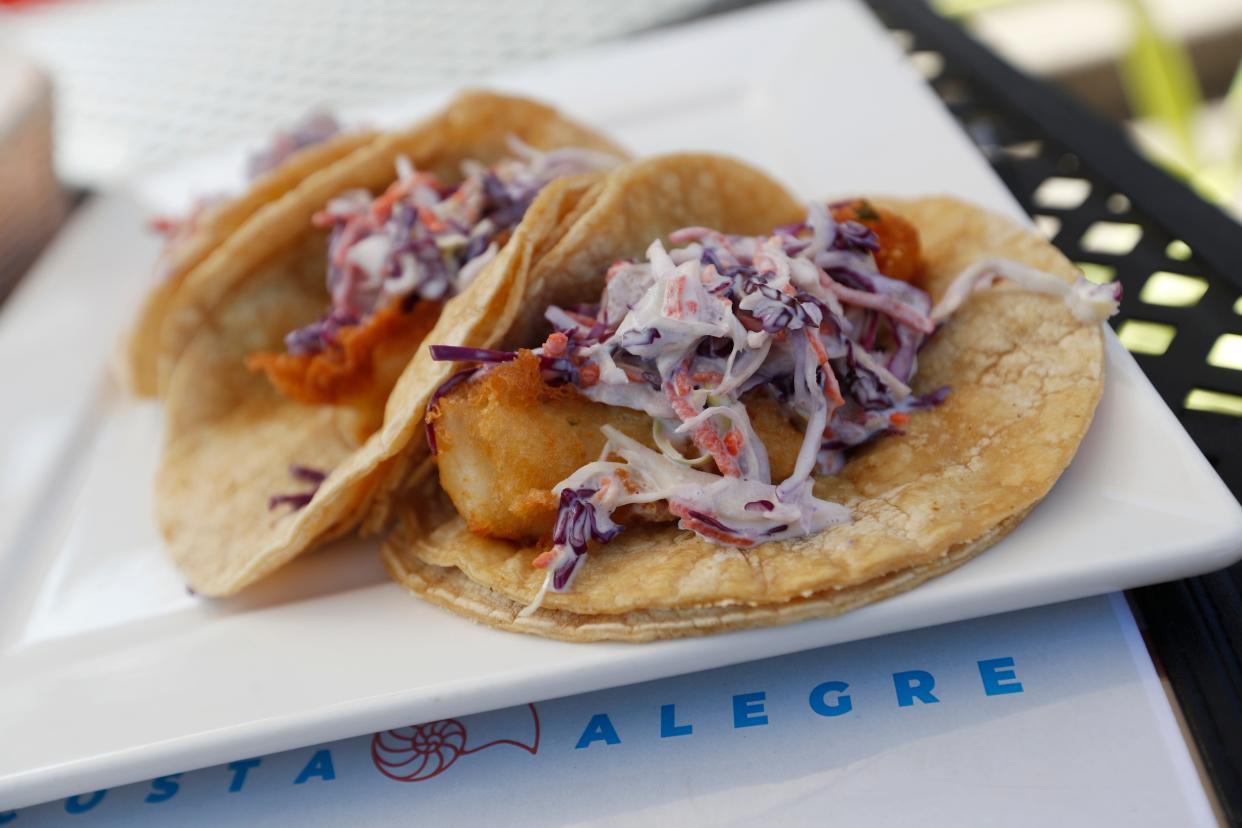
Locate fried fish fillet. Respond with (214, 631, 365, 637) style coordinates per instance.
(832, 200, 922, 284)
(428, 352, 806, 541)
(246, 300, 443, 440)
(429, 204, 920, 543)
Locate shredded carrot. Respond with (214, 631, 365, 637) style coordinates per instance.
(805, 328, 829, 366)
(724, 429, 743, 456)
(149, 216, 181, 235)
(822, 356, 845, 408)
(889, 411, 910, 426)
(532, 549, 556, 569)
(564, 310, 597, 327)
(331, 216, 370, 269)
(370, 178, 417, 219)
(622, 366, 648, 384)
(614, 469, 643, 495)
(666, 362, 742, 478)
(417, 206, 447, 234)
(578, 363, 600, 387)
(663, 274, 687, 319)
(667, 502, 755, 547)
(543, 331, 569, 357)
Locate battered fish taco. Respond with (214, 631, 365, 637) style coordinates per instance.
(120, 113, 377, 396)
(157, 91, 625, 596)
(382, 153, 1120, 641)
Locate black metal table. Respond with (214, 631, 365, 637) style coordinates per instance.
(861, 1, 1242, 819)
(665, 0, 1242, 817)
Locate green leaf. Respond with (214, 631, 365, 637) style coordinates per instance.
(932, 0, 1025, 17)
(1119, 0, 1203, 173)
(1225, 60, 1242, 190)
(852, 200, 880, 221)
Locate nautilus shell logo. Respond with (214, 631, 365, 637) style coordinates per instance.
(371, 703, 541, 782)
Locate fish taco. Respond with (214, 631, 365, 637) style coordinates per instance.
(157, 91, 626, 596)
(381, 153, 1119, 641)
(120, 113, 377, 396)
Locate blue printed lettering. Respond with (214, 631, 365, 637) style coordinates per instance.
(145, 774, 181, 804)
(732, 692, 768, 728)
(978, 657, 1024, 696)
(575, 714, 621, 749)
(294, 750, 336, 784)
(227, 758, 262, 792)
(660, 704, 693, 737)
(809, 681, 853, 717)
(0, 811, 16, 824)
(64, 791, 106, 814)
(893, 670, 939, 707)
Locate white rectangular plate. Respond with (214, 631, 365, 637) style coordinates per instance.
(2, 0, 1240, 811)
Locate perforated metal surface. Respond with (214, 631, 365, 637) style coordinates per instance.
(0, 0, 714, 185)
(867, 0, 1242, 819)
(982, 138, 1242, 491)
(871, 3, 1242, 500)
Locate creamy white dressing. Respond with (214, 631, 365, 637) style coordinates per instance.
(931, 258, 1122, 324)
(484, 204, 1121, 614)
(523, 427, 850, 612)
(286, 140, 620, 355)
(344, 235, 391, 289)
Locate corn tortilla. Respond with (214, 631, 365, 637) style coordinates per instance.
(119, 129, 377, 396)
(157, 92, 625, 596)
(380, 175, 1105, 639)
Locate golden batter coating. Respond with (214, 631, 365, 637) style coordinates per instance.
(430, 351, 807, 541)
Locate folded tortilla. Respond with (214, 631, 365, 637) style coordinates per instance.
(157, 91, 626, 596)
(119, 128, 378, 396)
(379, 156, 1107, 641)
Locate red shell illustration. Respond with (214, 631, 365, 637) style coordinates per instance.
(372, 703, 540, 782)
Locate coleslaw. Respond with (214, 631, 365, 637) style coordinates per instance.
(284, 136, 619, 356)
(430, 201, 1120, 610)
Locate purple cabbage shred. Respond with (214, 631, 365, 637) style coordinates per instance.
(550, 487, 622, 589)
(429, 345, 519, 363)
(267, 463, 328, 512)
